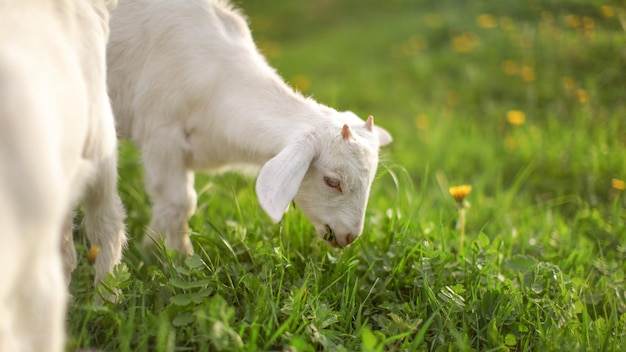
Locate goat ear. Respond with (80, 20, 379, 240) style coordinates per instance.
(341, 124, 353, 140)
(374, 126, 392, 146)
(364, 115, 393, 146)
(365, 115, 374, 131)
(255, 140, 316, 222)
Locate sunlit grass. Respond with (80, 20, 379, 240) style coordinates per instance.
(68, 0, 625, 351)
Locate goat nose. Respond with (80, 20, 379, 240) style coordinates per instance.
(346, 233, 357, 245)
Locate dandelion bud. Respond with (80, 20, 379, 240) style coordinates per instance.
(88, 246, 100, 265)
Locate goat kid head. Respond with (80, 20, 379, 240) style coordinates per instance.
(256, 115, 392, 248)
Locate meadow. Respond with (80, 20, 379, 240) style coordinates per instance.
(68, 0, 626, 350)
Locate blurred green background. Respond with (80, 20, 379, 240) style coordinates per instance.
(242, 0, 625, 195)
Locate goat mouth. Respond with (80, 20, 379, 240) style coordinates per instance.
(323, 225, 340, 248)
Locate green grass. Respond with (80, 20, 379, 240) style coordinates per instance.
(68, 0, 625, 351)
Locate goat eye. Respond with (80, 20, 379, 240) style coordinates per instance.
(324, 176, 342, 192)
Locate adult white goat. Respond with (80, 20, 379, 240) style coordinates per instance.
(107, 0, 391, 252)
(0, 0, 125, 350)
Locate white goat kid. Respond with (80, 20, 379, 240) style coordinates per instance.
(0, 0, 125, 350)
(107, 0, 391, 252)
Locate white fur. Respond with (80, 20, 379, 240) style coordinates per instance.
(107, 0, 391, 251)
(0, 0, 125, 350)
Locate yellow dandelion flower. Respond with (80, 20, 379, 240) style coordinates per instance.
(477, 14, 497, 28)
(539, 12, 556, 35)
(505, 136, 517, 150)
(290, 75, 310, 92)
(409, 35, 428, 51)
(452, 36, 470, 53)
(576, 88, 588, 103)
(601, 6, 614, 18)
(499, 16, 515, 31)
(521, 66, 535, 82)
(565, 14, 580, 28)
(501, 60, 518, 76)
(415, 114, 430, 131)
(562, 76, 575, 92)
(541, 11, 555, 25)
(450, 185, 472, 202)
(452, 33, 477, 53)
(399, 43, 413, 57)
(258, 40, 281, 59)
(507, 110, 526, 126)
(612, 178, 625, 191)
(446, 90, 459, 106)
(583, 16, 594, 31)
(88, 246, 100, 265)
(451, 185, 472, 241)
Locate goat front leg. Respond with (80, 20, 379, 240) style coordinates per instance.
(142, 136, 197, 255)
(0, 162, 68, 352)
(82, 152, 127, 288)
